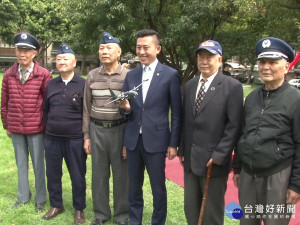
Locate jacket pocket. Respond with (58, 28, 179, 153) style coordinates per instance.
(273, 138, 282, 160)
(236, 136, 251, 161)
(273, 136, 294, 160)
(72, 97, 83, 112)
(253, 139, 281, 169)
(155, 122, 169, 130)
(208, 143, 218, 152)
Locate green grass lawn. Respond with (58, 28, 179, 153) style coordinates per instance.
(0, 73, 259, 225)
(242, 83, 261, 97)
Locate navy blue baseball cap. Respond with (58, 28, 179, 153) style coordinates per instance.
(256, 37, 295, 63)
(56, 43, 75, 55)
(195, 40, 222, 55)
(14, 32, 40, 50)
(100, 32, 120, 45)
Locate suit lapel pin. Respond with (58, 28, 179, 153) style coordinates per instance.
(157, 73, 159, 76)
(211, 87, 215, 91)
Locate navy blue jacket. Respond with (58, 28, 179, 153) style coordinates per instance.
(122, 61, 182, 153)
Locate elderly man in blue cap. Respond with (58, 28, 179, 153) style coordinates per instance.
(42, 43, 87, 224)
(233, 37, 300, 225)
(83, 32, 129, 225)
(1, 32, 51, 211)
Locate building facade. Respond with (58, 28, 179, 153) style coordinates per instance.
(0, 39, 98, 74)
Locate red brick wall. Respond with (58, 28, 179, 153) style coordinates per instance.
(0, 48, 15, 56)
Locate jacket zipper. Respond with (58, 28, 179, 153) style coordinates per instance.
(249, 91, 271, 177)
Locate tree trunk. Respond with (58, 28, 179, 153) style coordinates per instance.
(181, 64, 198, 87)
(80, 56, 86, 75)
(247, 64, 255, 84)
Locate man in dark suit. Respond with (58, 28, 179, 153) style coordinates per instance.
(118, 29, 182, 225)
(177, 40, 243, 225)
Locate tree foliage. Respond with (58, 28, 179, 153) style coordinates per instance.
(0, 0, 20, 43)
(1, 0, 300, 83)
(217, 0, 300, 82)
(65, 0, 239, 84)
(0, 0, 70, 64)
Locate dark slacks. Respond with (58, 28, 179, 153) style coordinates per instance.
(184, 170, 228, 225)
(44, 137, 87, 210)
(127, 134, 167, 225)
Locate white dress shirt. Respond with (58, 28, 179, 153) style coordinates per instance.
(140, 59, 158, 133)
(195, 71, 218, 100)
(142, 59, 158, 103)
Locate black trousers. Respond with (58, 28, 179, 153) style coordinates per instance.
(44, 136, 87, 210)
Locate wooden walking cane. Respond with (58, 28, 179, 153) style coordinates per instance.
(198, 163, 213, 225)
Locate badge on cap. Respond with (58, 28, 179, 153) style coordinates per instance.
(201, 41, 215, 47)
(100, 32, 120, 45)
(21, 33, 27, 40)
(262, 39, 271, 48)
(56, 43, 74, 55)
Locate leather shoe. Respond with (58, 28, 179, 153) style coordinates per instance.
(91, 218, 108, 225)
(12, 200, 28, 209)
(43, 207, 65, 220)
(75, 210, 85, 224)
(35, 202, 46, 212)
(117, 221, 128, 225)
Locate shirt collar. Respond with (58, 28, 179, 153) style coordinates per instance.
(200, 70, 218, 82)
(100, 63, 123, 75)
(143, 58, 158, 71)
(57, 74, 79, 83)
(18, 62, 34, 73)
